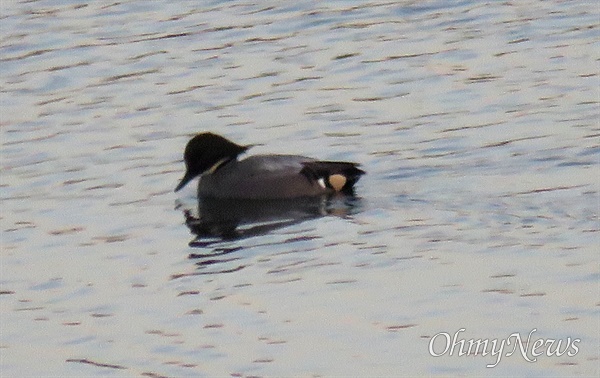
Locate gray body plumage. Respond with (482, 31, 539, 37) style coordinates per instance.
(198, 155, 324, 199)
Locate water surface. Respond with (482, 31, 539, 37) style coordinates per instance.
(1, 1, 598, 377)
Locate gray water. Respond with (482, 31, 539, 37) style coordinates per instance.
(1, 1, 598, 377)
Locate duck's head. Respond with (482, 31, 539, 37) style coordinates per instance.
(175, 133, 249, 192)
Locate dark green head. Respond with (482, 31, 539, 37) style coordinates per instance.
(175, 133, 248, 192)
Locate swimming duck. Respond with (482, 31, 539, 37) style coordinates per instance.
(174, 132, 365, 199)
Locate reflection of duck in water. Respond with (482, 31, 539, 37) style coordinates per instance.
(174, 132, 365, 247)
(172, 195, 363, 278)
(178, 195, 363, 247)
(174, 132, 365, 199)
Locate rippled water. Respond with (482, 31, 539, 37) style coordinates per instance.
(1, 1, 598, 377)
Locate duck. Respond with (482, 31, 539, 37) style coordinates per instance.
(174, 132, 365, 199)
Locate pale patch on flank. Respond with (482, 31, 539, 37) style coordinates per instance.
(328, 174, 346, 191)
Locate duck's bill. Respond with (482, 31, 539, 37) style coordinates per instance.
(175, 172, 194, 192)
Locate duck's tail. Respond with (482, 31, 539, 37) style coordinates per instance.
(301, 161, 365, 194)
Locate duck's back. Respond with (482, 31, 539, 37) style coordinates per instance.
(198, 155, 323, 199)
